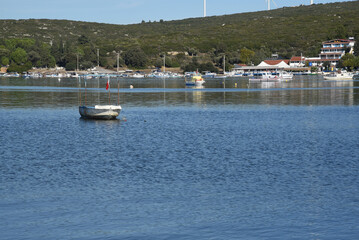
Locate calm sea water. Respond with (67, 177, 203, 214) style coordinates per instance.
(1, 76, 359, 239)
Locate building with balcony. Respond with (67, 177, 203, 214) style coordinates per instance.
(318, 37, 355, 65)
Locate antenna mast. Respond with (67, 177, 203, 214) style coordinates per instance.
(204, 0, 206, 17)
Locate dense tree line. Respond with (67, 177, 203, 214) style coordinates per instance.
(1, 36, 359, 72)
(1, 1, 359, 72)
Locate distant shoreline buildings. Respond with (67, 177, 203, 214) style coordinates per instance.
(234, 37, 356, 72)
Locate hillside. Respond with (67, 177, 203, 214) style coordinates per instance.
(1, 1, 359, 72)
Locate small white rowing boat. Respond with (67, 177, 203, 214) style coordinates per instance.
(79, 105, 121, 120)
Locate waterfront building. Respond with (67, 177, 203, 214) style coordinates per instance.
(318, 37, 355, 65)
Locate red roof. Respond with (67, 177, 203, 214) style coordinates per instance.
(263, 60, 290, 65)
(290, 56, 305, 62)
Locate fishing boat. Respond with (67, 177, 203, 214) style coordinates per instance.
(79, 76, 122, 120)
(185, 73, 205, 86)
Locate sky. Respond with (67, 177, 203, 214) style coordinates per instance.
(0, 0, 354, 25)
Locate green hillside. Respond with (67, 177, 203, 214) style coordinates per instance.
(1, 1, 359, 72)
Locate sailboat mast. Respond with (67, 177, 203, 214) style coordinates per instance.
(108, 76, 111, 105)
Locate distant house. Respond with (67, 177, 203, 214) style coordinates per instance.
(0, 67, 7, 73)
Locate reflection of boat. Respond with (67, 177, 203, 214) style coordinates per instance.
(79, 76, 122, 120)
(324, 72, 353, 80)
(185, 73, 205, 86)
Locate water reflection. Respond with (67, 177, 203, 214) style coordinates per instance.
(1, 77, 359, 108)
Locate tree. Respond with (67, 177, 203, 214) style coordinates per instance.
(240, 48, 255, 65)
(10, 48, 28, 65)
(123, 47, 148, 68)
(354, 41, 359, 57)
(78, 35, 90, 45)
(1, 56, 9, 66)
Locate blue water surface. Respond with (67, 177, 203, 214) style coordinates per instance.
(1, 77, 359, 239)
(1, 104, 359, 240)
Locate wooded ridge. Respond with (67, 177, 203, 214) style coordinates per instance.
(0, 1, 358, 72)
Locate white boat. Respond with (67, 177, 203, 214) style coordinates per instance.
(249, 71, 292, 82)
(280, 71, 293, 81)
(132, 73, 145, 78)
(185, 73, 205, 86)
(249, 72, 282, 82)
(353, 74, 359, 80)
(323, 72, 353, 80)
(79, 76, 122, 120)
(202, 71, 217, 78)
(79, 105, 121, 120)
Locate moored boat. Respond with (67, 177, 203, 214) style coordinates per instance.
(249, 72, 281, 82)
(78, 76, 122, 120)
(185, 73, 205, 86)
(323, 72, 353, 80)
(79, 105, 121, 120)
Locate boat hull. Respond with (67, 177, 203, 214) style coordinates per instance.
(324, 76, 353, 80)
(79, 105, 121, 120)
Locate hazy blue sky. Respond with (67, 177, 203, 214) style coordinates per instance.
(0, 0, 353, 25)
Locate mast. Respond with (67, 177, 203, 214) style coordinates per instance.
(310, 0, 313, 4)
(267, 0, 270, 10)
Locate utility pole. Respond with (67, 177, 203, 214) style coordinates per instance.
(76, 54, 79, 72)
(117, 52, 119, 73)
(163, 54, 166, 73)
(97, 49, 99, 67)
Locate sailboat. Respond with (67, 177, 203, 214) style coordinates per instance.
(79, 76, 122, 120)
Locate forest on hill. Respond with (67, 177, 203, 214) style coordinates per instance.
(0, 1, 359, 73)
